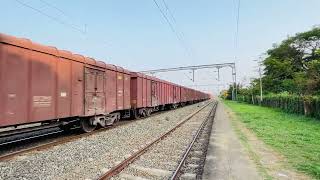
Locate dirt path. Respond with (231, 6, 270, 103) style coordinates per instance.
(223, 102, 312, 180)
(203, 103, 262, 180)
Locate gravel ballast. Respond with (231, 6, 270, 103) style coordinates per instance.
(0, 101, 209, 180)
(112, 102, 215, 180)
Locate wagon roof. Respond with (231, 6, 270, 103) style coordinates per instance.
(0, 33, 31, 49)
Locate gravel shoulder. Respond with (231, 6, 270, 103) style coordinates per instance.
(0, 101, 209, 180)
(203, 102, 262, 180)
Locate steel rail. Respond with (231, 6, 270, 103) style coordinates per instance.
(98, 101, 214, 180)
(0, 129, 64, 146)
(170, 102, 218, 179)
(0, 129, 98, 161)
(0, 102, 206, 161)
(0, 120, 143, 161)
(0, 111, 163, 150)
(0, 123, 61, 139)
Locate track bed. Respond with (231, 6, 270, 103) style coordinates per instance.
(0, 101, 210, 180)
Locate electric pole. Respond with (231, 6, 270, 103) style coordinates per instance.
(254, 57, 263, 103)
(258, 66, 262, 102)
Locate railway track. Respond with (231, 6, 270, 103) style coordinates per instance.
(0, 103, 202, 162)
(171, 102, 217, 179)
(98, 101, 218, 180)
(0, 127, 63, 146)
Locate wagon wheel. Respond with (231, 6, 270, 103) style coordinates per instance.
(114, 113, 121, 123)
(80, 117, 97, 133)
(139, 108, 147, 117)
(146, 108, 151, 117)
(142, 109, 149, 117)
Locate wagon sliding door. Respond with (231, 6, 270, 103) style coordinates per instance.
(84, 68, 105, 116)
(151, 81, 158, 106)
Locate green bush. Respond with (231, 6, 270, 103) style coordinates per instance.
(237, 94, 320, 120)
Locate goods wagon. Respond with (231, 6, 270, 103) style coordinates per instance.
(0, 33, 131, 132)
(130, 72, 209, 118)
(0, 33, 210, 134)
(130, 72, 184, 117)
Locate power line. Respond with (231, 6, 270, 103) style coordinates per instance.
(37, 0, 110, 47)
(14, 0, 114, 60)
(14, 1, 111, 45)
(15, 0, 85, 34)
(39, 0, 86, 33)
(160, 0, 195, 58)
(152, 0, 194, 59)
(39, 0, 71, 19)
(161, 0, 178, 25)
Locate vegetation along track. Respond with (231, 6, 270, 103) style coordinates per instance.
(99, 101, 218, 180)
(0, 104, 193, 161)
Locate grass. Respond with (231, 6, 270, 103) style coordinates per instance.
(224, 100, 320, 179)
(231, 116, 273, 179)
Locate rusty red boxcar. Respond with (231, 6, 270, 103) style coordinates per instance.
(0, 33, 210, 134)
(130, 72, 209, 118)
(0, 33, 133, 132)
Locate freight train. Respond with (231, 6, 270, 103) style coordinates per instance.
(0, 33, 210, 133)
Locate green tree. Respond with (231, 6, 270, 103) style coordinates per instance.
(262, 27, 320, 95)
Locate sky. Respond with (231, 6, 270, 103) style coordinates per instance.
(1, 0, 320, 95)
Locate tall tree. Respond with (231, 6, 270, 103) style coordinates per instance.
(262, 27, 320, 95)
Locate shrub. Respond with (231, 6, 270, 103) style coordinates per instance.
(237, 94, 320, 120)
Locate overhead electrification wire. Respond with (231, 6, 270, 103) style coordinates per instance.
(38, 0, 87, 33)
(39, 0, 70, 19)
(160, 0, 195, 58)
(161, 0, 187, 42)
(152, 0, 194, 59)
(39, 0, 87, 33)
(14, 0, 115, 63)
(161, 0, 178, 25)
(15, 0, 85, 34)
(14, 0, 112, 48)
